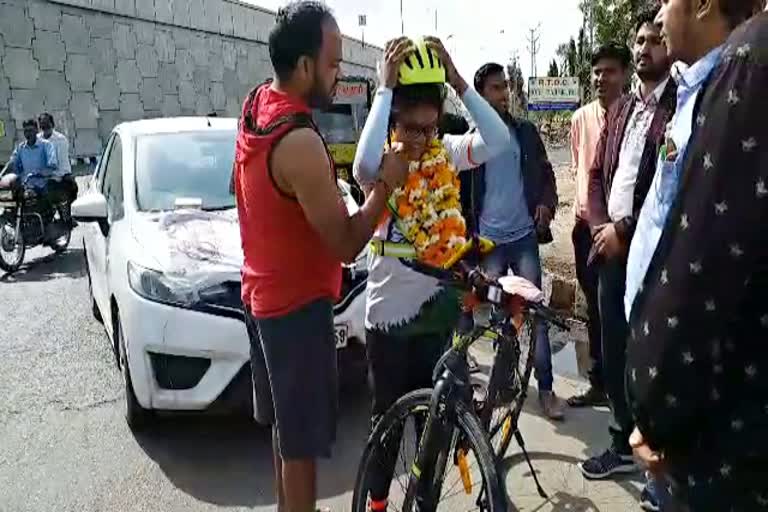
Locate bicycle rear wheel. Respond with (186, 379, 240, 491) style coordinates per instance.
(486, 315, 537, 460)
(352, 389, 506, 512)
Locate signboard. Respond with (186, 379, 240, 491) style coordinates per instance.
(358, 14, 367, 27)
(528, 76, 580, 111)
(334, 80, 368, 105)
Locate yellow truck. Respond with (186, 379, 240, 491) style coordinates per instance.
(313, 77, 373, 203)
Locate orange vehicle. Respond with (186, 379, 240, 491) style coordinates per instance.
(313, 77, 373, 203)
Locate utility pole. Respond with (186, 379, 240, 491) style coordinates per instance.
(400, 0, 404, 35)
(526, 24, 541, 78)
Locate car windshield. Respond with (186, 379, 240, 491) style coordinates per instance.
(135, 130, 236, 212)
(313, 105, 356, 144)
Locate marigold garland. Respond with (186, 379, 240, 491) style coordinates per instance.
(389, 137, 467, 267)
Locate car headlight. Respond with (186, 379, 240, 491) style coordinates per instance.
(127, 261, 197, 307)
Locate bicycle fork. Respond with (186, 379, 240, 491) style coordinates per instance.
(402, 377, 456, 512)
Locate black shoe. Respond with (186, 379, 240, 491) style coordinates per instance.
(567, 386, 609, 407)
(579, 448, 637, 480)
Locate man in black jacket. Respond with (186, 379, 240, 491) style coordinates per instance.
(460, 63, 562, 420)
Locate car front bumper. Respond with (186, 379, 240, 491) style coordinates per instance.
(120, 274, 368, 413)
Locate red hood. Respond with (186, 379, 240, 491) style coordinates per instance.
(235, 84, 312, 163)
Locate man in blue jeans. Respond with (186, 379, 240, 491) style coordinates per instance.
(460, 63, 562, 420)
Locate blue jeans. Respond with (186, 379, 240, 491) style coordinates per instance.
(483, 232, 553, 391)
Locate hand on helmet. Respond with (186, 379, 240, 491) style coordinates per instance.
(380, 37, 414, 89)
(424, 36, 468, 95)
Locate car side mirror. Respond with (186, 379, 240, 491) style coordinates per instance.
(72, 193, 110, 235)
(72, 192, 107, 222)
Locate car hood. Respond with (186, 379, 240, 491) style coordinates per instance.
(129, 180, 364, 294)
(131, 208, 243, 290)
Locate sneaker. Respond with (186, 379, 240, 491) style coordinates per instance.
(579, 448, 637, 479)
(539, 390, 565, 421)
(566, 386, 609, 407)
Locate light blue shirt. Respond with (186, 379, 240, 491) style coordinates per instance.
(8, 137, 58, 188)
(624, 46, 724, 320)
(479, 126, 534, 243)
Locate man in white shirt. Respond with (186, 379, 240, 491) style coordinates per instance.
(39, 113, 77, 225)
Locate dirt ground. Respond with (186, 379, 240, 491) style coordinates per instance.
(541, 146, 578, 282)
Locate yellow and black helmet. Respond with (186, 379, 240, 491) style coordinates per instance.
(398, 38, 446, 86)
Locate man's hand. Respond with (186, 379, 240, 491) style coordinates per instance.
(424, 36, 467, 95)
(592, 222, 623, 260)
(629, 427, 665, 476)
(534, 205, 553, 229)
(379, 143, 409, 191)
(380, 37, 413, 89)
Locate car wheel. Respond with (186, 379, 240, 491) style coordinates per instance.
(83, 251, 102, 323)
(116, 311, 153, 431)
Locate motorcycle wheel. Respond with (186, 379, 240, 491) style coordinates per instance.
(0, 221, 25, 273)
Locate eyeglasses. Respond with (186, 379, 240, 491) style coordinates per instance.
(397, 122, 438, 140)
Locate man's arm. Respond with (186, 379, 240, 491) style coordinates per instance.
(274, 128, 405, 263)
(43, 141, 58, 172)
(59, 135, 71, 174)
(587, 111, 611, 229)
(530, 122, 558, 213)
(570, 113, 580, 176)
(3, 145, 21, 176)
(626, 51, 768, 451)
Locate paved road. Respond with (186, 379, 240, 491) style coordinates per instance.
(0, 221, 643, 511)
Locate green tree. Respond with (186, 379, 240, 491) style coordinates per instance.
(505, 57, 527, 117)
(547, 59, 560, 77)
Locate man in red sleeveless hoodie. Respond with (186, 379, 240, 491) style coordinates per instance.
(233, 3, 408, 511)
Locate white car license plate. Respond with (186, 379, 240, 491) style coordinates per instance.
(334, 325, 348, 349)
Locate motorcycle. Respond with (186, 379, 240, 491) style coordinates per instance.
(0, 172, 73, 273)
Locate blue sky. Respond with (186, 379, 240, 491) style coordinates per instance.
(244, 0, 584, 82)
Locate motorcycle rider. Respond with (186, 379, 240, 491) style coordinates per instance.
(1, 119, 58, 198)
(38, 113, 77, 226)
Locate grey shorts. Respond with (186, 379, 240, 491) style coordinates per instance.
(245, 299, 338, 459)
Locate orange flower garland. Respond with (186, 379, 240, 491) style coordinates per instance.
(389, 137, 467, 267)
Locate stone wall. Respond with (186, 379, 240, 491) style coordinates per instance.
(0, 0, 380, 161)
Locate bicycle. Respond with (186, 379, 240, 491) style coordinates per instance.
(352, 254, 569, 512)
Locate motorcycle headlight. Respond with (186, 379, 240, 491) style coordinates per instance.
(127, 261, 197, 307)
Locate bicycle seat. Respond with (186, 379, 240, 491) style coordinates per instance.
(498, 275, 544, 304)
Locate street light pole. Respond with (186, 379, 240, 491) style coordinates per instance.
(400, 0, 404, 35)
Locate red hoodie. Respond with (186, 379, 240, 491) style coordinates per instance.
(234, 84, 341, 318)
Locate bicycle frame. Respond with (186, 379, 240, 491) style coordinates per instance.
(402, 311, 515, 511)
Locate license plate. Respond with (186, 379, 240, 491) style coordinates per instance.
(334, 325, 348, 349)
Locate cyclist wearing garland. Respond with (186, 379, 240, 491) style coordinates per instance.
(353, 36, 509, 512)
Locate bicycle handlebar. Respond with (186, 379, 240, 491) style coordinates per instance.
(529, 302, 571, 331)
(410, 259, 571, 331)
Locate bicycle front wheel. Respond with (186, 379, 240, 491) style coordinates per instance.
(352, 389, 506, 512)
(487, 315, 538, 460)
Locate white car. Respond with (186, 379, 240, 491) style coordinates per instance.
(72, 117, 367, 430)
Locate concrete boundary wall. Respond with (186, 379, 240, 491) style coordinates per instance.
(0, 0, 381, 161)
